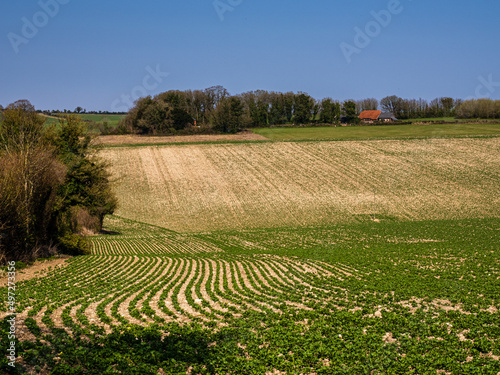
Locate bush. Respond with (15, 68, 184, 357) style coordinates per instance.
(1, 107, 117, 264)
(57, 233, 90, 256)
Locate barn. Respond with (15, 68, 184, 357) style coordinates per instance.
(359, 110, 382, 123)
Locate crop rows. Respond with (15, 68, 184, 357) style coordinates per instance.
(2, 217, 499, 373)
(101, 138, 500, 232)
(90, 235, 223, 255)
(2, 253, 359, 337)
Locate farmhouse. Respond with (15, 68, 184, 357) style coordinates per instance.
(378, 112, 398, 122)
(359, 110, 397, 123)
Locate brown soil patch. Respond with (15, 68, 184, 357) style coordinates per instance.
(96, 131, 268, 146)
(0, 257, 71, 287)
(382, 332, 398, 344)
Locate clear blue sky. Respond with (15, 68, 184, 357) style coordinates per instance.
(1, 0, 499, 111)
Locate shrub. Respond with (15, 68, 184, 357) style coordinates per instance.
(57, 233, 90, 256)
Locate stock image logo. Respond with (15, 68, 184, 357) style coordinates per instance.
(340, 0, 407, 64)
(213, 0, 243, 21)
(111, 65, 169, 112)
(7, 0, 71, 54)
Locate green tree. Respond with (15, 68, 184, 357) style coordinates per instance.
(0, 105, 118, 263)
(319, 98, 341, 124)
(121, 93, 194, 134)
(239, 90, 271, 127)
(440, 97, 455, 117)
(268, 92, 294, 125)
(121, 96, 153, 133)
(342, 100, 359, 124)
(293, 93, 314, 124)
(54, 115, 118, 232)
(212, 97, 244, 133)
(139, 100, 174, 134)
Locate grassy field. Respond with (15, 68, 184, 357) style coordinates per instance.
(252, 123, 500, 141)
(40, 113, 126, 130)
(77, 114, 126, 127)
(1, 135, 499, 374)
(39, 114, 60, 126)
(408, 117, 458, 122)
(406, 117, 498, 122)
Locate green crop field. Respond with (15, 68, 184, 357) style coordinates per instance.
(1, 135, 499, 374)
(40, 113, 125, 132)
(77, 114, 126, 127)
(252, 123, 500, 141)
(39, 115, 60, 126)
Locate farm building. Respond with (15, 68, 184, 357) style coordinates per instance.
(378, 112, 398, 122)
(359, 110, 382, 123)
(359, 110, 397, 123)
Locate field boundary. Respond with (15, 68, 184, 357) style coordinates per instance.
(98, 130, 500, 148)
(98, 134, 500, 148)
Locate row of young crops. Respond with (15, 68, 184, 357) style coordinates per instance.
(2, 216, 499, 373)
(2, 249, 359, 338)
(90, 236, 223, 255)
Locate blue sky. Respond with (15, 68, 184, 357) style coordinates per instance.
(1, 0, 499, 111)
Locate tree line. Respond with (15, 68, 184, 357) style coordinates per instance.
(121, 86, 364, 134)
(378, 96, 500, 120)
(119, 87, 500, 134)
(0, 100, 117, 264)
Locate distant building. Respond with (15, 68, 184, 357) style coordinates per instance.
(359, 110, 382, 123)
(378, 112, 398, 122)
(359, 110, 397, 123)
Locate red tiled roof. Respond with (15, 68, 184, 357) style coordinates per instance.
(359, 110, 382, 120)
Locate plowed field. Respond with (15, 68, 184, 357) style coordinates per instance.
(102, 138, 499, 232)
(2, 137, 499, 374)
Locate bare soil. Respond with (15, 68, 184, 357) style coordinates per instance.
(101, 138, 500, 233)
(0, 257, 71, 287)
(96, 131, 268, 146)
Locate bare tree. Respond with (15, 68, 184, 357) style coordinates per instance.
(356, 98, 379, 113)
(0, 101, 66, 261)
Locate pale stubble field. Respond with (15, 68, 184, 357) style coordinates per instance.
(101, 138, 500, 233)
